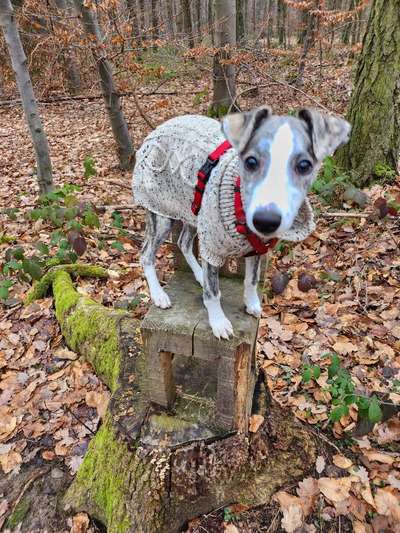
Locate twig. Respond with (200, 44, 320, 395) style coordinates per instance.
(107, 180, 132, 191)
(308, 427, 342, 455)
(2, 303, 22, 320)
(323, 211, 370, 218)
(66, 405, 96, 435)
(1, 467, 50, 529)
(132, 91, 156, 129)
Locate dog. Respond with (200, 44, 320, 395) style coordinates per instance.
(133, 106, 350, 339)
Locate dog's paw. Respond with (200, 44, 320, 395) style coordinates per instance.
(152, 289, 171, 309)
(210, 316, 234, 340)
(245, 299, 262, 318)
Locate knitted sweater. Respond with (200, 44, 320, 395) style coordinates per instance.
(133, 115, 315, 267)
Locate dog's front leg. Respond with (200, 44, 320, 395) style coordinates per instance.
(203, 261, 233, 340)
(244, 255, 262, 318)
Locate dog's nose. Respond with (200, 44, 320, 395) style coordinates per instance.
(253, 208, 282, 235)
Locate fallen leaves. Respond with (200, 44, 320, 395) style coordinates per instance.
(248, 414, 264, 433)
(318, 476, 352, 503)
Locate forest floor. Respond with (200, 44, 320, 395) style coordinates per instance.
(0, 47, 400, 532)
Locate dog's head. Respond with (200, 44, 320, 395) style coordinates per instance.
(222, 106, 351, 238)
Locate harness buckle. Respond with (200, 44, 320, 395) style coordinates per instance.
(199, 157, 219, 179)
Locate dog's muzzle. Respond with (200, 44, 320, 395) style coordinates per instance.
(253, 205, 282, 235)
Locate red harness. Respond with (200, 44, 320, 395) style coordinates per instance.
(191, 141, 278, 257)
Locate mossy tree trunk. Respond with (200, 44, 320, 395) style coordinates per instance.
(182, 0, 194, 48)
(236, 0, 244, 44)
(209, 0, 238, 117)
(335, 0, 400, 185)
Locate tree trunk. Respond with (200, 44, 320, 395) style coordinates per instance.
(277, 0, 286, 47)
(335, 0, 400, 184)
(209, 0, 237, 117)
(0, 0, 53, 194)
(53, 0, 82, 93)
(126, 0, 141, 43)
(165, 0, 175, 37)
(151, 0, 158, 40)
(236, 0, 244, 44)
(295, 3, 316, 87)
(207, 0, 214, 44)
(73, 0, 135, 170)
(182, 0, 194, 47)
(341, 0, 354, 44)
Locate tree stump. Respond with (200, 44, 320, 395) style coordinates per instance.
(56, 264, 316, 532)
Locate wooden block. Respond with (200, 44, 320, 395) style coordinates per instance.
(141, 271, 259, 432)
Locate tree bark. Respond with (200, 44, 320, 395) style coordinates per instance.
(73, 0, 135, 170)
(0, 0, 54, 194)
(150, 0, 158, 40)
(209, 0, 237, 117)
(236, 0, 244, 43)
(277, 0, 286, 47)
(295, 3, 316, 87)
(335, 0, 400, 184)
(182, 0, 194, 48)
(53, 0, 82, 93)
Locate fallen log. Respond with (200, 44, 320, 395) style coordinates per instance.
(44, 270, 317, 532)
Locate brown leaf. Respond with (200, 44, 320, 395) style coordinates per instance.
(0, 413, 17, 442)
(281, 505, 303, 533)
(297, 477, 319, 516)
(374, 488, 400, 521)
(85, 390, 110, 418)
(0, 450, 22, 474)
(318, 477, 352, 503)
(316, 455, 326, 474)
(249, 414, 264, 433)
(70, 512, 90, 533)
(332, 454, 353, 469)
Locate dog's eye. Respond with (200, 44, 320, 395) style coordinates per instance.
(244, 156, 259, 171)
(296, 159, 313, 175)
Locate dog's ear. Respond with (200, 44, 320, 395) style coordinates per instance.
(222, 105, 272, 153)
(297, 108, 351, 161)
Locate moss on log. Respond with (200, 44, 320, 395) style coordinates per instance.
(25, 263, 108, 304)
(52, 270, 131, 392)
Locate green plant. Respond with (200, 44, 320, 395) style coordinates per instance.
(374, 163, 396, 183)
(301, 354, 383, 425)
(1, 182, 123, 302)
(83, 156, 97, 179)
(312, 156, 352, 206)
(223, 507, 238, 524)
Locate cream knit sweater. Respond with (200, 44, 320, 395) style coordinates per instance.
(133, 115, 315, 267)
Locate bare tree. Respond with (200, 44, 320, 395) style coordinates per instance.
(236, 0, 244, 43)
(182, 0, 194, 47)
(209, 0, 237, 116)
(0, 0, 54, 194)
(73, 0, 134, 170)
(52, 0, 81, 93)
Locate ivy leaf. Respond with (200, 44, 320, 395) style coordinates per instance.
(329, 404, 348, 422)
(328, 354, 341, 378)
(368, 396, 382, 424)
(313, 365, 321, 379)
(83, 209, 100, 228)
(111, 241, 125, 252)
(22, 258, 42, 280)
(302, 367, 312, 383)
(83, 156, 96, 179)
(36, 242, 49, 256)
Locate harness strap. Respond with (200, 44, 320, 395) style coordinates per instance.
(192, 141, 278, 257)
(191, 140, 232, 215)
(234, 177, 278, 257)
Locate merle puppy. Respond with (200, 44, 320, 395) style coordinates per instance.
(133, 106, 350, 339)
